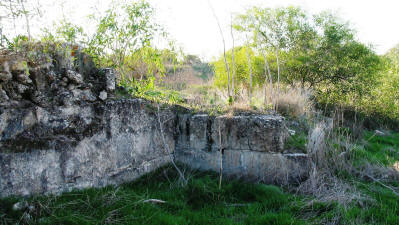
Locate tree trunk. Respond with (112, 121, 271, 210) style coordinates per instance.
(8, 0, 17, 34)
(262, 50, 273, 107)
(230, 14, 236, 100)
(246, 38, 253, 103)
(208, 1, 231, 100)
(275, 48, 280, 111)
(19, 0, 31, 40)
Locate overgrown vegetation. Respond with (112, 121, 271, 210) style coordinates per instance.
(1, 140, 399, 225)
(211, 6, 399, 124)
(2, 1, 397, 122)
(1, 1, 399, 224)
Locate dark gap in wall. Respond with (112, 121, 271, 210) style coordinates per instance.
(206, 117, 213, 152)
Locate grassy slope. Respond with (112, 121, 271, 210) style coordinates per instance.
(1, 133, 399, 225)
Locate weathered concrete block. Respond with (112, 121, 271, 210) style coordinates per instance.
(175, 114, 310, 184)
(177, 114, 288, 153)
(0, 99, 176, 197)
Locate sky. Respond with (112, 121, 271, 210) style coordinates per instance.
(2, 0, 399, 60)
(148, 0, 399, 60)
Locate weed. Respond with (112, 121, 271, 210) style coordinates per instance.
(1, 160, 399, 224)
(286, 132, 307, 153)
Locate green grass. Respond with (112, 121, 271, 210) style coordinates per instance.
(351, 132, 399, 166)
(286, 132, 307, 153)
(1, 132, 399, 225)
(353, 181, 399, 224)
(1, 165, 398, 225)
(0, 167, 309, 225)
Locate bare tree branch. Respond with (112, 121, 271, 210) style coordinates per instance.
(230, 13, 236, 100)
(208, 0, 231, 100)
(156, 104, 187, 186)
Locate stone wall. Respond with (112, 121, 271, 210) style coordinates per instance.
(0, 46, 176, 197)
(0, 99, 176, 197)
(175, 114, 310, 184)
(0, 46, 310, 197)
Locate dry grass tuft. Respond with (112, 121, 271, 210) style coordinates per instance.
(160, 65, 205, 91)
(355, 162, 399, 183)
(277, 86, 313, 118)
(298, 171, 365, 205)
(295, 120, 368, 206)
(296, 117, 399, 208)
(394, 161, 399, 172)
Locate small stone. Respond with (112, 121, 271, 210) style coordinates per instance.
(99, 91, 107, 101)
(1, 61, 10, 72)
(30, 90, 44, 105)
(66, 70, 83, 84)
(17, 73, 32, 84)
(288, 129, 296, 136)
(394, 162, 399, 172)
(17, 84, 29, 94)
(12, 201, 27, 211)
(0, 89, 9, 102)
(27, 205, 35, 212)
(75, 89, 97, 102)
(60, 82, 68, 87)
(60, 91, 73, 106)
(68, 84, 75, 91)
(375, 130, 386, 136)
(11, 60, 28, 71)
(47, 71, 56, 82)
(23, 213, 32, 221)
(0, 71, 12, 82)
(103, 68, 116, 92)
(62, 77, 68, 83)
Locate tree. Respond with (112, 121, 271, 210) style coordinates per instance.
(230, 14, 236, 99)
(212, 46, 263, 93)
(309, 12, 380, 97)
(233, 7, 380, 97)
(0, 0, 42, 41)
(87, 1, 160, 82)
(246, 36, 253, 102)
(208, 0, 232, 103)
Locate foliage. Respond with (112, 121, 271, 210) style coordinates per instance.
(124, 46, 166, 80)
(120, 76, 184, 105)
(85, 0, 161, 86)
(230, 7, 381, 91)
(366, 46, 399, 121)
(286, 132, 307, 153)
(6, 34, 29, 50)
(53, 19, 84, 44)
(212, 46, 264, 93)
(210, 6, 392, 123)
(320, 44, 399, 123)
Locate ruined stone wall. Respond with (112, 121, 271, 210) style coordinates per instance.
(0, 46, 310, 197)
(175, 114, 310, 184)
(0, 46, 176, 197)
(0, 99, 176, 197)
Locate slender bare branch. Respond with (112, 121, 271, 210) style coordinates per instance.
(218, 122, 223, 190)
(246, 35, 253, 103)
(208, 0, 231, 99)
(275, 48, 280, 111)
(261, 49, 273, 107)
(156, 104, 187, 185)
(230, 13, 236, 100)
